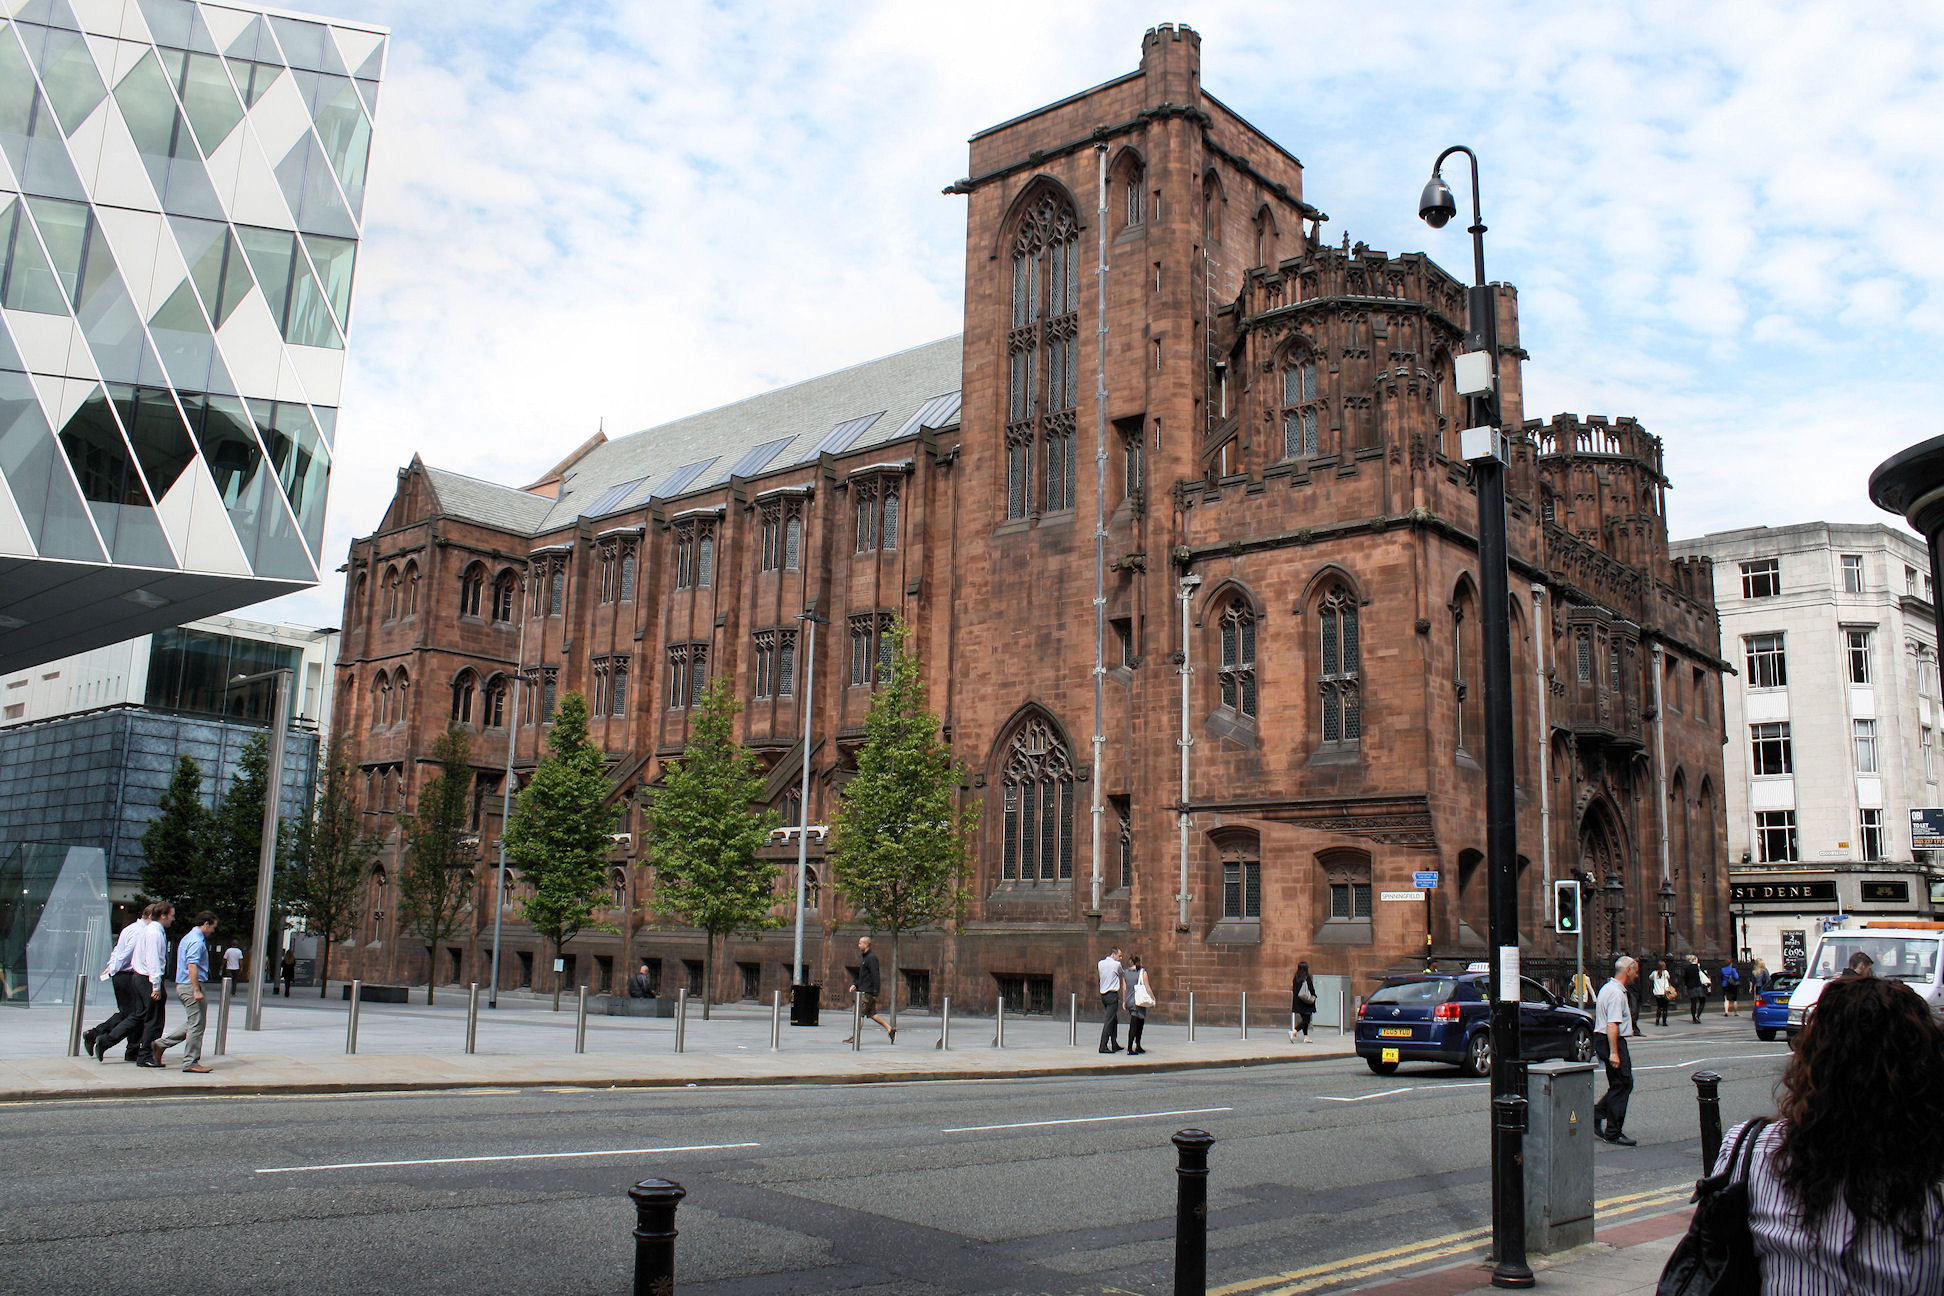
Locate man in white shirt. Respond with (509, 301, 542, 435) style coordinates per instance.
(95, 902, 173, 1063)
(1096, 947, 1126, 1054)
(223, 944, 243, 981)
(84, 911, 146, 1058)
(1593, 955, 1639, 1146)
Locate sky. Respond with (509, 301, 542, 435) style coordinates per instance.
(251, 0, 1944, 629)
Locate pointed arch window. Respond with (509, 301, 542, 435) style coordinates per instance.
(451, 670, 477, 726)
(618, 550, 636, 602)
(1217, 598, 1258, 719)
(372, 670, 389, 728)
(784, 510, 802, 569)
(403, 562, 419, 616)
(1318, 586, 1361, 746)
(1281, 352, 1321, 459)
(383, 565, 399, 621)
(491, 569, 517, 622)
(548, 565, 564, 616)
(483, 675, 507, 728)
(1125, 163, 1145, 227)
(459, 563, 484, 617)
(1006, 188, 1080, 519)
(999, 717, 1075, 884)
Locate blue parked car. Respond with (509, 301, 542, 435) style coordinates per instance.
(1750, 972, 1798, 1042)
(1356, 970, 1596, 1076)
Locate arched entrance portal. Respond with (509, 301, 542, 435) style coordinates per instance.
(1578, 801, 1628, 963)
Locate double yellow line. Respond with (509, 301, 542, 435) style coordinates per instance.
(1211, 1184, 1694, 1296)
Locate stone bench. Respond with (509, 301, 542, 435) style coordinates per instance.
(603, 995, 678, 1018)
(340, 983, 411, 1004)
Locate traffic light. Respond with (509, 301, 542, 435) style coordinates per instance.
(1554, 879, 1582, 934)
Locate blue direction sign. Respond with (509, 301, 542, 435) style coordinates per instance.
(1413, 871, 1440, 889)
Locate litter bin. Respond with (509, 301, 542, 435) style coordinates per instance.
(789, 982, 821, 1027)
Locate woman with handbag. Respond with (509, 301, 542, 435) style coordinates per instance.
(1290, 960, 1318, 1043)
(1684, 954, 1709, 1024)
(1664, 973, 1944, 1295)
(1649, 960, 1675, 1027)
(1125, 955, 1154, 1054)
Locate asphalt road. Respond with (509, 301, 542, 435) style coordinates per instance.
(0, 1025, 1787, 1296)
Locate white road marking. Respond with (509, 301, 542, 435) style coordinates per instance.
(255, 1141, 760, 1174)
(942, 1106, 1232, 1133)
(1317, 1087, 1415, 1102)
(1638, 1052, 1781, 1073)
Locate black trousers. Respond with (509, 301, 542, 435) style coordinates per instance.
(1127, 1009, 1146, 1050)
(1689, 993, 1706, 1023)
(92, 969, 138, 1040)
(1594, 1033, 1633, 1134)
(1098, 990, 1121, 1050)
(1653, 994, 1669, 1026)
(99, 975, 162, 1056)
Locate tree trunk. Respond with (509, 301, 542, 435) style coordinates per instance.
(702, 932, 713, 1020)
(426, 944, 436, 1005)
(318, 935, 332, 998)
(888, 930, 901, 1032)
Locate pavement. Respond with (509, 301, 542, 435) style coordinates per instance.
(1335, 1208, 1691, 1296)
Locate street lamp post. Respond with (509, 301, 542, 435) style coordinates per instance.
(488, 574, 533, 1010)
(1657, 880, 1676, 957)
(791, 607, 828, 992)
(1419, 145, 1530, 1290)
(1604, 871, 1626, 964)
(227, 668, 292, 1032)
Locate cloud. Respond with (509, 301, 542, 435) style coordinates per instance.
(242, 0, 1944, 627)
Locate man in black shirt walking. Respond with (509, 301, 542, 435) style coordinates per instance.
(845, 936, 895, 1044)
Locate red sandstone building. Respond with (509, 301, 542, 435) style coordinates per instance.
(336, 28, 1731, 1014)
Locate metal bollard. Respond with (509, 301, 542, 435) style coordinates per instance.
(674, 988, 687, 1053)
(851, 991, 862, 1052)
(771, 990, 782, 1050)
(465, 983, 480, 1054)
(215, 976, 233, 1056)
(1693, 1070, 1724, 1172)
(67, 974, 87, 1056)
(1188, 991, 1196, 1043)
(1339, 989, 1348, 1035)
(1239, 990, 1248, 1040)
(941, 995, 951, 1050)
(1172, 1129, 1215, 1295)
(995, 994, 1006, 1048)
(1070, 992, 1078, 1046)
(630, 1177, 687, 1296)
(346, 979, 361, 1054)
(575, 984, 589, 1054)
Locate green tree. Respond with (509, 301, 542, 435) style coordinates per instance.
(644, 676, 780, 1018)
(205, 734, 278, 944)
(504, 693, 622, 1010)
(138, 756, 212, 927)
(828, 621, 978, 1029)
(282, 737, 377, 996)
(395, 727, 476, 1005)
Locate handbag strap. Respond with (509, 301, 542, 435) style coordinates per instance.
(1723, 1117, 1771, 1187)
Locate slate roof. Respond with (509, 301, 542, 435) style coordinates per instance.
(530, 336, 964, 534)
(421, 465, 556, 533)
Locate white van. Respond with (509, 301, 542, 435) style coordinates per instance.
(1786, 921, 1944, 1043)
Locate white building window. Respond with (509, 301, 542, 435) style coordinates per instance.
(1756, 811, 1798, 863)
(1845, 630, 1872, 684)
(1741, 559, 1780, 599)
(1751, 722, 1793, 777)
(1853, 719, 1878, 774)
(1744, 633, 1786, 689)
(1859, 809, 1884, 862)
(1841, 554, 1864, 593)
(1924, 727, 1936, 783)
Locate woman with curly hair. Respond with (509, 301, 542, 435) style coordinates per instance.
(1714, 974, 1944, 1293)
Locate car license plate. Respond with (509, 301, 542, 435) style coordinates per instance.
(1381, 1047, 1400, 1063)
(1380, 1027, 1412, 1038)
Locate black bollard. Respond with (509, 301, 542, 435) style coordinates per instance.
(630, 1177, 687, 1296)
(1172, 1129, 1215, 1295)
(1692, 1070, 1724, 1173)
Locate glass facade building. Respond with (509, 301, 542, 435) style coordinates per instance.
(0, 0, 384, 672)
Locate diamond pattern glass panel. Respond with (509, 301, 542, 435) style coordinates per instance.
(15, 19, 107, 135)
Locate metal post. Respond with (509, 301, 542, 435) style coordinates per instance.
(630, 1178, 687, 1296)
(1693, 1070, 1724, 1173)
(941, 995, 951, 1051)
(1188, 991, 1196, 1043)
(489, 579, 531, 1011)
(791, 610, 826, 987)
(771, 990, 782, 1050)
(1239, 990, 1248, 1040)
(215, 976, 233, 1055)
(67, 974, 86, 1056)
(346, 979, 361, 1054)
(995, 994, 1005, 1049)
(465, 983, 479, 1054)
(243, 668, 293, 1032)
(1069, 992, 1078, 1046)
(674, 988, 687, 1053)
(1177, 575, 1200, 929)
(1172, 1129, 1215, 1296)
(851, 991, 862, 1052)
(575, 983, 588, 1054)
(1339, 990, 1348, 1036)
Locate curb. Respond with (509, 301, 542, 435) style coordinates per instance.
(1, 1044, 1351, 1103)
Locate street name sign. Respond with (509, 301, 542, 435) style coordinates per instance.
(1413, 871, 1440, 889)
(1380, 890, 1425, 902)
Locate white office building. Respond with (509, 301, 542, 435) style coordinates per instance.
(1671, 523, 1943, 973)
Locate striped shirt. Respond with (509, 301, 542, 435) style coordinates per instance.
(1718, 1119, 1944, 1296)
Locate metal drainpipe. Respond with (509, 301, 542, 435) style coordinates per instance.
(488, 574, 532, 1009)
(1089, 142, 1109, 915)
(1177, 574, 1201, 929)
(1533, 584, 1552, 920)
(1653, 642, 1671, 886)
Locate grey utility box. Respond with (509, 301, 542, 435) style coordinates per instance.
(1524, 1059, 1596, 1253)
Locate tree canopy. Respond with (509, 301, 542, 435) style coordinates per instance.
(282, 737, 376, 995)
(395, 726, 475, 1004)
